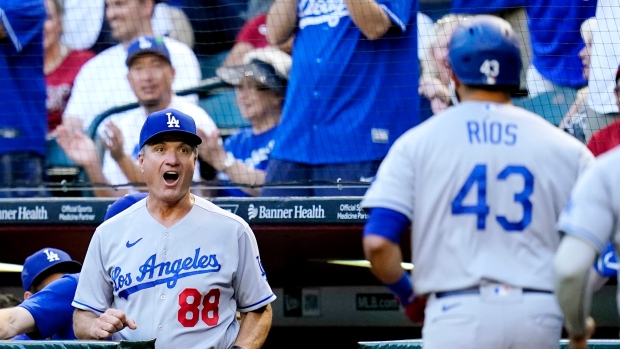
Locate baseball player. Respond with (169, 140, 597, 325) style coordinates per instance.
(361, 15, 594, 349)
(0, 247, 81, 340)
(72, 108, 276, 349)
(554, 147, 620, 349)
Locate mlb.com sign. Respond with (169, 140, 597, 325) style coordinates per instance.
(247, 204, 325, 220)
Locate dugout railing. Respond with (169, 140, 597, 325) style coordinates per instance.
(358, 339, 620, 348)
(0, 339, 155, 349)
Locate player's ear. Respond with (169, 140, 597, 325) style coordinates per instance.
(138, 152, 145, 173)
(23, 291, 33, 300)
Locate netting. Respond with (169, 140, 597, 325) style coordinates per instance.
(0, 0, 613, 198)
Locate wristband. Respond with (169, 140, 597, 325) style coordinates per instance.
(385, 271, 415, 306)
(222, 153, 236, 172)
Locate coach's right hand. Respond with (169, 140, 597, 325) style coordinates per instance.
(74, 308, 137, 339)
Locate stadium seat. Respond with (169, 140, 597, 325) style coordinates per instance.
(199, 90, 249, 135)
(199, 51, 230, 79)
(45, 138, 91, 197)
(512, 86, 579, 126)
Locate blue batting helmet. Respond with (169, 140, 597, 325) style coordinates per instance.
(448, 15, 521, 87)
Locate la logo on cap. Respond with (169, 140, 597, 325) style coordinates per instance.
(166, 112, 180, 128)
(44, 249, 60, 262)
(139, 37, 152, 49)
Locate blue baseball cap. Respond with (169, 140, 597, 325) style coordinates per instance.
(21, 248, 82, 291)
(139, 108, 203, 149)
(126, 36, 171, 67)
(104, 193, 148, 221)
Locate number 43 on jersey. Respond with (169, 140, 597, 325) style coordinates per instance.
(451, 164, 533, 232)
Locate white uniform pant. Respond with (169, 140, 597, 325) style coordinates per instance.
(422, 284, 563, 349)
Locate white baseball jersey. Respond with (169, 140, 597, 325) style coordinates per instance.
(72, 196, 276, 349)
(557, 146, 620, 259)
(362, 101, 594, 295)
(64, 37, 201, 130)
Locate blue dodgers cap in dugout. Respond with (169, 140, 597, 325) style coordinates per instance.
(21, 248, 82, 291)
(104, 193, 148, 221)
(126, 36, 171, 67)
(139, 108, 203, 149)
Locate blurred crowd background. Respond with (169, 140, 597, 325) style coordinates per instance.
(1, 0, 617, 199)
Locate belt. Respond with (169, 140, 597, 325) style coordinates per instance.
(435, 286, 553, 299)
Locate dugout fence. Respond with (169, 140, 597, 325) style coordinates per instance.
(358, 339, 620, 348)
(0, 339, 155, 349)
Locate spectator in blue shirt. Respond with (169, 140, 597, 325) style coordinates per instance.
(202, 47, 291, 197)
(264, 0, 420, 196)
(525, 0, 596, 98)
(0, 0, 48, 198)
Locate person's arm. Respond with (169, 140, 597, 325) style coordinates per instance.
(220, 160, 265, 197)
(233, 305, 272, 349)
(103, 121, 143, 184)
(222, 42, 255, 67)
(266, 0, 297, 46)
(363, 234, 405, 283)
(277, 36, 294, 54)
(0, 307, 36, 339)
(554, 235, 598, 349)
(73, 308, 137, 340)
(0, 22, 6, 39)
(198, 129, 265, 196)
(559, 87, 588, 130)
(55, 125, 126, 197)
(343, 0, 392, 40)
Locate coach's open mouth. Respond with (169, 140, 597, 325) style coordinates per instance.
(163, 171, 179, 184)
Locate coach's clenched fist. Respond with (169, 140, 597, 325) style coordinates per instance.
(73, 308, 137, 339)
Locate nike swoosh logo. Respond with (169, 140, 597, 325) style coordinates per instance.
(126, 238, 143, 248)
(441, 302, 461, 312)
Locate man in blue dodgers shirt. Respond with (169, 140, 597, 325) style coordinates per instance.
(0, 0, 48, 198)
(264, 0, 419, 196)
(0, 195, 145, 340)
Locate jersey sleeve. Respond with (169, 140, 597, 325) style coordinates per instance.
(233, 224, 276, 312)
(594, 241, 618, 278)
(72, 232, 114, 314)
(62, 58, 95, 124)
(18, 274, 79, 339)
(375, 0, 414, 32)
(361, 135, 416, 218)
(167, 39, 202, 92)
(557, 163, 615, 254)
(194, 108, 218, 136)
(577, 145, 596, 175)
(60, 0, 104, 50)
(0, 0, 45, 52)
